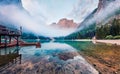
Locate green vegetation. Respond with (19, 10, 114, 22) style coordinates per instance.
(105, 35, 120, 39)
(21, 32, 51, 40)
(105, 35, 113, 39)
(21, 18, 120, 40)
(96, 18, 120, 39)
(65, 23, 96, 39)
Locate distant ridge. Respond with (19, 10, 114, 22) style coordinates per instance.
(51, 18, 78, 29)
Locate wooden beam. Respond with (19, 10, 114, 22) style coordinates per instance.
(0, 35, 1, 45)
(5, 36, 7, 48)
(0, 49, 1, 55)
(16, 36, 19, 46)
(9, 36, 11, 43)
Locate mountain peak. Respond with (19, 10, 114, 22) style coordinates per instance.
(57, 18, 78, 28)
(50, 18, 78, 29)
(97, 0, 116, 12)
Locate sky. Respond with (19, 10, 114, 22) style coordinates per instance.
(0, 0, 99, 37)
(21, 0, 99, 24)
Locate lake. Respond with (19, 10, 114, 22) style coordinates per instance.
(0, 40, 120, 74)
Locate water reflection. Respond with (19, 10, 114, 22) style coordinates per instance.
(0, 47, 21, 72)
(0, 42, 98, 74)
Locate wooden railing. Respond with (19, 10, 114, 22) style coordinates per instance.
(0, 25, 21, 36)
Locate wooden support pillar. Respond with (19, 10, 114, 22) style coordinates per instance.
(0, 35, 1, 45)
(20, 26, 22, 35)
(9, 36, 11, 43)
(0, 49, 1, 55)
(5, 36, 7, 48)
(16, 36, 19, 46)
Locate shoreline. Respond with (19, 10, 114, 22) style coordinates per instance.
(95, 40, 120, 45)
(75, 39, 120, 45)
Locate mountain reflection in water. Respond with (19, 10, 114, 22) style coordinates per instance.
(0, 42, 98, 74)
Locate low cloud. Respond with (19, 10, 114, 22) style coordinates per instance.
(0, 4, 76, 37)
(77, 0, 120, 31)
(1, 0, 118, 37)
(69, 0, 98, 23)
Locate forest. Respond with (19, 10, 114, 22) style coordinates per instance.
(96, 18, 120, 39)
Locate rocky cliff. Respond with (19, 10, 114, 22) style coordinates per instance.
(79, 0, 119, 28)
(97, 0, 120, 24)
(51, 18, 78, 29)
(97, 0, 116, 12)
(57, 18, 78, 28)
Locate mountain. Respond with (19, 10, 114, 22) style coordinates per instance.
(51, 18, 78, 29)
(96, 0, 120, 26)
(97, 0, 120, 20)
(66, 0, 120, 39)
(97, 0, 116, 12)
(95, 0, 120, 39)
(57, 18, 78, 28)
(79, 0, 117, 28)
(81, 0, 119, 30)
(96, 15, 120, 39)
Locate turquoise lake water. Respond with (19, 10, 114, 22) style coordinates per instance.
(0, 40, 99, 74)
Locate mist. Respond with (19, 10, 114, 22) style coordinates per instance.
(0, 0, 99, 37)
(69, 0, 98, 23)
(0, 0, 119, 37)
(78, 0, 120, 31)
(0, 4, 76, 37)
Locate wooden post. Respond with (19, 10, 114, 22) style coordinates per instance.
(5, 36, 7, 48)
(20, 26, 22, 35)
(9, 36, 11, 43)
(0, 35, 1, 45)
(0, 49, 1, 55)
(16, 36, 19, 46)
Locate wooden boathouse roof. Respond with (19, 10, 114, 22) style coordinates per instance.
(0, 25, 21, 36)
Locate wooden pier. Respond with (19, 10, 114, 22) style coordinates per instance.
(0, 25, 22, 48)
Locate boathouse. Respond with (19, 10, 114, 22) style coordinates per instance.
(0, 25, 22, 48)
